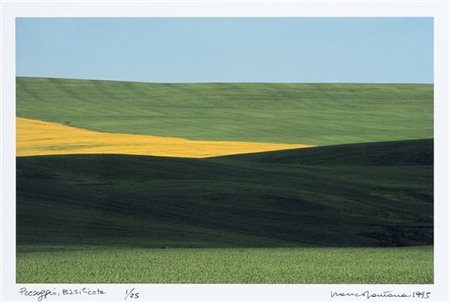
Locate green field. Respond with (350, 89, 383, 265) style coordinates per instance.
(16, 246, 433, 284)
(17, 140, 433, 248)
(16, 77, 433, 145)
(16, 77, 433, 283)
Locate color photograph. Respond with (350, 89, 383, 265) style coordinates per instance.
(15, 17, 433, 284)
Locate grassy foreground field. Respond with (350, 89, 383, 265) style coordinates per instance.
(16, 246, 433, 284)
(16, 77, 433, 145)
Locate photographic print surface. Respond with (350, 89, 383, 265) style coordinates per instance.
(15, 17, 433, 284)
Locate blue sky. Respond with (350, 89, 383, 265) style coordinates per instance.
(16, 18, 433, 83)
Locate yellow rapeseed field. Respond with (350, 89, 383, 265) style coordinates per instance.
(17, 117, 314, 158)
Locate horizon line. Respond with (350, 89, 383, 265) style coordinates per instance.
(15, 75, 434, 85)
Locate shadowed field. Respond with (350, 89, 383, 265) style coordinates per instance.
(16, 140, 433, 283)
(17, 139, 433, 248)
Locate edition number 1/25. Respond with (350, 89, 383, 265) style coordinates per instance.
(124, 288, 140, 300)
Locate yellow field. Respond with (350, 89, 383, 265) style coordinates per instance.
(17, 117, 314, 158)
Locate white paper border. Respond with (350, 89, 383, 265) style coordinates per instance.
(1, 1, 449, 301)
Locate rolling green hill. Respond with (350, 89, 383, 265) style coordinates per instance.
(218, 139, 434, 166)
(17, 139, 433, 248)
(16, 77, 433, 145)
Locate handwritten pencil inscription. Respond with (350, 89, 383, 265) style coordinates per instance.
(19, 287, 106, 301)
(330, 290, 431, 299)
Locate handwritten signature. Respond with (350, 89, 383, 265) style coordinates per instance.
(331, 290, 431, 299)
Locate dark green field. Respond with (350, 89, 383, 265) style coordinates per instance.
(17, 140, 433, 283)
(17, 140, 433, 248)
(16, 77, 433, 145)
(16, 77, 433, 283)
